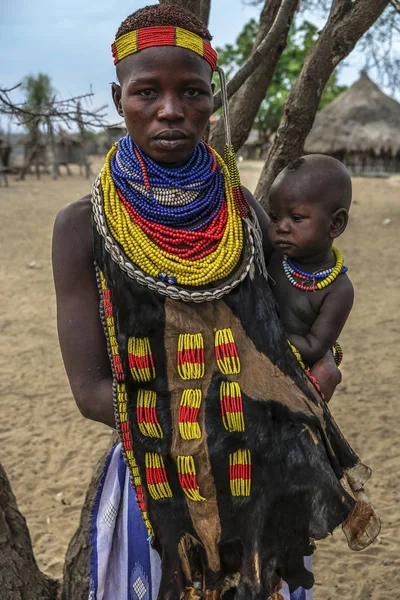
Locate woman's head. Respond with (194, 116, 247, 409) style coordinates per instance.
(111, 5, 215, 167)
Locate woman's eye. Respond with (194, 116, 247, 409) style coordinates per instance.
(184, 89, 200, 97)
(139, 89, 156, 97)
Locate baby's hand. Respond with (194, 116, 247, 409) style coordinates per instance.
(310, 350, 342, 402)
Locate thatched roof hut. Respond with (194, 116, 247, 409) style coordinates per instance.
(305, 72, 400, 174)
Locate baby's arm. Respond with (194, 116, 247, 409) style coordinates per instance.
(287, 276, 354, 366)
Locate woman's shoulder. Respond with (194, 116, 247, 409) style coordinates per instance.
(53, 194, 94, 263)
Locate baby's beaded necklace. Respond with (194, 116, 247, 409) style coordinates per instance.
(282, 246, 347, 291)
(101, 137, 244, 287)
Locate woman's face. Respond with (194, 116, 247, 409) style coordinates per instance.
(113, 46, 214, 167)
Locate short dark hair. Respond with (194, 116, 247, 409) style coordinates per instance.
(116, 5, 212, 41)
(286, 158, 305, 171)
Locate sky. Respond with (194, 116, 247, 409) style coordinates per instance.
(0, 0, 391, 132)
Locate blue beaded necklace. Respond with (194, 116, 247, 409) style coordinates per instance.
(111, 135, 225, 230)
(286, 257, 348, 279)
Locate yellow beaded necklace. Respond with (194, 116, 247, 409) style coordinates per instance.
(101, 144, 244, 287)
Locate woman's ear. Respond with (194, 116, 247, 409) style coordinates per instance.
(111, 82, 123, 116)
(330, 208, 348, 239)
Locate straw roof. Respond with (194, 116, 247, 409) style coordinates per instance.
(305, 72, 400, 156)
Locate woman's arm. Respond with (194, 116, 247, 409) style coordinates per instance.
(52, 197, 115, 428)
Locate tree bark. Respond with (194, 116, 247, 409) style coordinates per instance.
(0, 462, 58, 600)
(159, 0, 211, 25)
(62, 435, 118, 600)
(209, 0, 297, 155)
(212, 0, 299, 115)
(255, 0, 391, 208)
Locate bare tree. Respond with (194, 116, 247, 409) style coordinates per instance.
(0, 83, 107, 179)
(0, 463, 58, 600)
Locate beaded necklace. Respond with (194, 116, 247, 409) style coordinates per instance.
(283, 247, 347, 291)
(112, 136, 224, 229)
(101, 137, 244, 287)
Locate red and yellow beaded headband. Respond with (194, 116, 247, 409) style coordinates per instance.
(111, 26, 218, 71)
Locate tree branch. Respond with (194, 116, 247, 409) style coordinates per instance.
(0, 86, 107, 130)
(213, 0, 299, 112)
(255, 0, 392, 207)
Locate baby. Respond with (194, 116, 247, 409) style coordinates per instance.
(267, 154, 354, 370)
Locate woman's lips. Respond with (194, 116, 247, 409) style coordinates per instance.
(152, 131, 188, 150)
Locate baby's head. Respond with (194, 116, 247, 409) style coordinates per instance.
(268, 154, 352, 259)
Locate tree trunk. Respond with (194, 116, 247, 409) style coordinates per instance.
(159, 0, 211, 25)
(209, 0, 297, 155)
(47, 120, 59, 181)
(256, 0, 391, 208)
(62, 435, 118, 600)
(0, 462, 58, 600)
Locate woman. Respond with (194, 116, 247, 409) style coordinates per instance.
(52, 5, 379, 600)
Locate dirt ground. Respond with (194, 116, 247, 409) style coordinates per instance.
(0, 159, 398, 599)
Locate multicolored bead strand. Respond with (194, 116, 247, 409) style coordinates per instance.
(229, 449, 251, 497)
(215, 328, 241, 375)
(128, 336, 156, 382)
(99, 270, 153, 536)
(282, 247, 346, 291)
(101, 138, 244, 287)
(145, 453, 173, 500)
(220, 381, 245, 432)
(137, 389, 163, 439)
(179, 390, 202, 440)
(177, 455, 205, 502)
(177, 333, 205, 380)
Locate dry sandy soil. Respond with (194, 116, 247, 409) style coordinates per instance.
(0, 159, 398, 599)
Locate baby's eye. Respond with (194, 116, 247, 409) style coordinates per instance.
(184, 89, 200, 97)
(269, 214, 278, 223)
(291, 215, 304, 222)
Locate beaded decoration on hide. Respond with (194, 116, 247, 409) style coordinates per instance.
(220, 381, 245, 432)
(215, 328, 241, 375)
(137, 389, 163, 439)
(177, 455, 206, 502)
(177, 333, 205, 380)
(179, 389, 202, 440)
(230, 449, 251, 497)
(145, 453, 173, 500)
(128, 336, 156, 382)
(100, 272, 124, 381)
(98, 269, 153, 536)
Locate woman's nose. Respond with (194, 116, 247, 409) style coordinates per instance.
(157, 94, 184, 121)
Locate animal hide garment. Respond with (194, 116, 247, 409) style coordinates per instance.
(92, 213, 380, 600)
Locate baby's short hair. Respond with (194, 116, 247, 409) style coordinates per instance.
(286, 158, 305, 171)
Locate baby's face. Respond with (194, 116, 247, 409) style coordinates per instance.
(268, 183, 333, 259)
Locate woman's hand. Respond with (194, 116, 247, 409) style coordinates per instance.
(310, 350, 342, 402)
